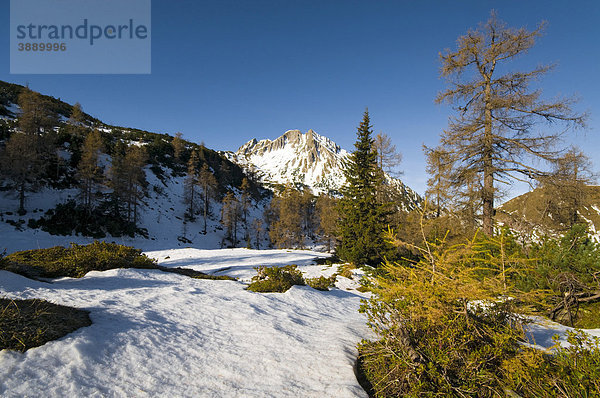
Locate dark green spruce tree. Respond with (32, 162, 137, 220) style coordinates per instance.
(337, 110, 390, 266)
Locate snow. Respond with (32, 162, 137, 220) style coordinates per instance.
(1, 241, 598, 397)
(0, 249, 370, 397)
(524, 316, 600, 350)
(229, 129, 350, 195)
(0, 163, 271, 253)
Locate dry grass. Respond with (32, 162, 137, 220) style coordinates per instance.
(0, 298, 92, 352)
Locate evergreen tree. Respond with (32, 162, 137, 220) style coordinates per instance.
(76, 129, 104, 214)
(240, 177, 252, 244)
(337, 110, 390, 266)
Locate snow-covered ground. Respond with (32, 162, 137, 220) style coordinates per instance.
(0, 248, 370, 397)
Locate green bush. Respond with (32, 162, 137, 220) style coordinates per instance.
(517, 224, 600, 327)
(2, 241, 157, 279)
(0, 298, 91, 352)
(305, 275, 337, 291)
(247, 265, 305, 293)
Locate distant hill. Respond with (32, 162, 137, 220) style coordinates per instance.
(497, 185, 600, 237)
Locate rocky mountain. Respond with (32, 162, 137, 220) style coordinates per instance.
(227, 129, 422, 210)
(228, 129, 348, 194)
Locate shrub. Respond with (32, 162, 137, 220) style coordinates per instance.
(2, 241, 157, 279)
(305, 275, 337, 291)
(156, 265, 235, 281)
(0, 298, 91, 352)
(518, 224, 600, 327)
(337, 263, 355, 279)
(247, 265, 305, 293)
(501, 331, 600, 396)
(358, 230, 527, 397)
(358, 224, 600, 397)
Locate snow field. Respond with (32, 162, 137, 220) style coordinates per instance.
(0, 249, 370, 397)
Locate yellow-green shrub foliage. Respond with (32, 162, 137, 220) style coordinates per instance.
(501, 331, 600, 396)
(247, 265, 305, 293)
(305, 275, 337, 291)
(2, 241, 157, 278)
(359, 230, 529, 397)
(358, 227, 600, 397)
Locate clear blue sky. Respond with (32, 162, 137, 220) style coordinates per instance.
(1, 0, 599, 196)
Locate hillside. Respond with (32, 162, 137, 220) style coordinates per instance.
(0, 80, 267, 249)
(497, 185, 600, 237)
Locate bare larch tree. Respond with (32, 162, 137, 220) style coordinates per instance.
(436, 12, 586, 235)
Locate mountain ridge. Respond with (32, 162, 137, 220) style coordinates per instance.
(227, 128, 422, 210)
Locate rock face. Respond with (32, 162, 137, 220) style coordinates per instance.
(231, 129, 349, 195)
(228, 129, 422, 210)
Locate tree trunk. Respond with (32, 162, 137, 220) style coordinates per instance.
(482, 77, 494, 236)
(203, 189, 208, 234)
(18, 182, 25, 214)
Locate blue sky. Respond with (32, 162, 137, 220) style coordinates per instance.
(1, 0, 599, 196)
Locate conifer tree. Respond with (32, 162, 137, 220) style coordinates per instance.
(172, 132, 185, 162)
(124, 146, 148, 225)
(269, 185, 304, 249)
(424, 145, 453, 218)
(108, 144, 147, 225)
(0, 88, 57, 213)
(77, 129, 104, 214)
(18, 87, 56, 136)
(221, 192, 241, 247)
(251, 218, 265, 249)
(436, 12, 586, 235)
(539, 147, 594, 228)
(240, 177, 252, 244)
(337, 110, 390, 265)
(183, 150, 200, 220)
(198, 163, 218, 234)
(69, 102, 85, 126)
(0, 133, 43, 214)
(374, 132, 403, 177)
(315, 194, 338, 252)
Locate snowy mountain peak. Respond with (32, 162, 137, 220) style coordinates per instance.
(228, 129, 422, 211)
(230, 129, 350, 195)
